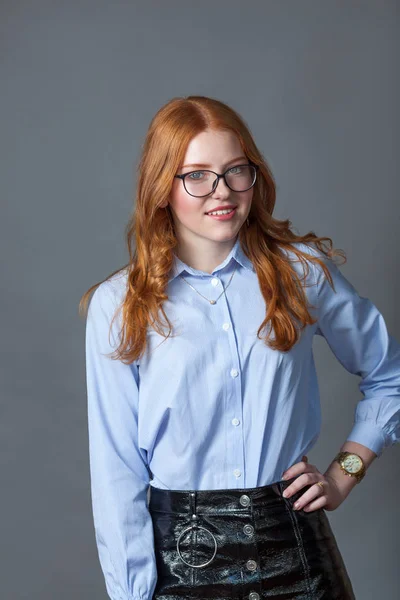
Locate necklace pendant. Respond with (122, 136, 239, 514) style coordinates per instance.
(210, 299, 216, 305)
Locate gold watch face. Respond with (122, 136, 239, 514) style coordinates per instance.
(342, 454, 363, 473)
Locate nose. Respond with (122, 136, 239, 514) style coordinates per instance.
(212, 175, 231, 197)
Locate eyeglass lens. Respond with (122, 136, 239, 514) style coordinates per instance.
(184, 165, 256, 196)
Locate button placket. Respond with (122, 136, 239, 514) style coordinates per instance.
(238, 494, 260, 593)
(212, 273, 244, 488)
(240, 495, 254, 539)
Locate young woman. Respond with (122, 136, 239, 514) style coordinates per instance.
(80, 96, 400, 600)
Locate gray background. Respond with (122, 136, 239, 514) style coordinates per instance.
(1, 1, 398, 598)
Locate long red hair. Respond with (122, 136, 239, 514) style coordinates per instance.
(79, 95, 344, 362)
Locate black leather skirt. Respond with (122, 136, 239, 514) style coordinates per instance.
(148, 476, 356, 599)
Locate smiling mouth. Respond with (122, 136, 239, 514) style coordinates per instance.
(205, 207, 237, 216)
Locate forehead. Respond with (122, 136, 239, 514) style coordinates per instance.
(182, 129, 244, 167)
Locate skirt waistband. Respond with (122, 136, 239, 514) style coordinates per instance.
(148, 476, 298, 515)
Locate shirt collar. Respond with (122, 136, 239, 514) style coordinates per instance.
(168, 237, 255, 283)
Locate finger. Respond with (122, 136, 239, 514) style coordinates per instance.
(281, 471, 320, 498)
(282, 459, 313, 481)
(299, 495, 327, 512)
(292, 482, 327, 511)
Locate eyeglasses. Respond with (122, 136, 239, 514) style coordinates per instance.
(174, 162, 259, 198)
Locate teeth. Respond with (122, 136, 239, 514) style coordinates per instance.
(207, 208, 234, 216)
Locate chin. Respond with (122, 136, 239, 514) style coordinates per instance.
(203, 231, 239, 243)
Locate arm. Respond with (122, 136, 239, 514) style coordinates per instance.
(310, 247, 400, 462)
(323, 441, 376, 499)
(85, 280, 157, 600)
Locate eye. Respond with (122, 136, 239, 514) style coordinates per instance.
(227, 166, 242, 175)
(188, 171, 206, 180)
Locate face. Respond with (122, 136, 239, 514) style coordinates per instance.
(165, 129, 254, 253)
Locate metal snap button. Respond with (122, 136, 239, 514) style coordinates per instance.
(249, 592, 260, 600)
(246, 559, 257, 571)
(239, 494, 250, 507)
(243, 523, 254, 536)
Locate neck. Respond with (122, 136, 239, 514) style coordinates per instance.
(174, 236, 237, 274)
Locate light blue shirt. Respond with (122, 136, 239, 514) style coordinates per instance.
(85, 237, 400, 600)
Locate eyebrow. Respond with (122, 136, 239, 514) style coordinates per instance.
(181, 156, 248, 170)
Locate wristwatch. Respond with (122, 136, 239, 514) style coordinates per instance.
(333, 451, 366, 483)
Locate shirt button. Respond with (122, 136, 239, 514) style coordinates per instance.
(211, 278, 219, 286)
(249, 592, 260, 600)
(222, 322, 230, 330)
(239, 494, 250, 507)
(233, 469, 241, 478)
(232, 417, 240, 426)
(243, 524, 254, 536)
(246, 559, 257, 571)
(230, 368, 239, 378)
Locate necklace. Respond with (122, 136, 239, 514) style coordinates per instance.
(179, 262, 238, 305)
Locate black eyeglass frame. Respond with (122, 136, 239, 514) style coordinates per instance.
(174, 161, 259, 198)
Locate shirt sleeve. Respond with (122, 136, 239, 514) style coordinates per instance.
(310, 248, 400, 458)
(85, 279, 157, 600)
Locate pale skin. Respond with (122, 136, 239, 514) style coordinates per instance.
(162, 128, 377, 512)
(281, 441, 377, 512)
(160, 127, 254, 273)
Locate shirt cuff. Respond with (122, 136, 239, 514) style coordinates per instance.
(345, 421, 387, 457)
